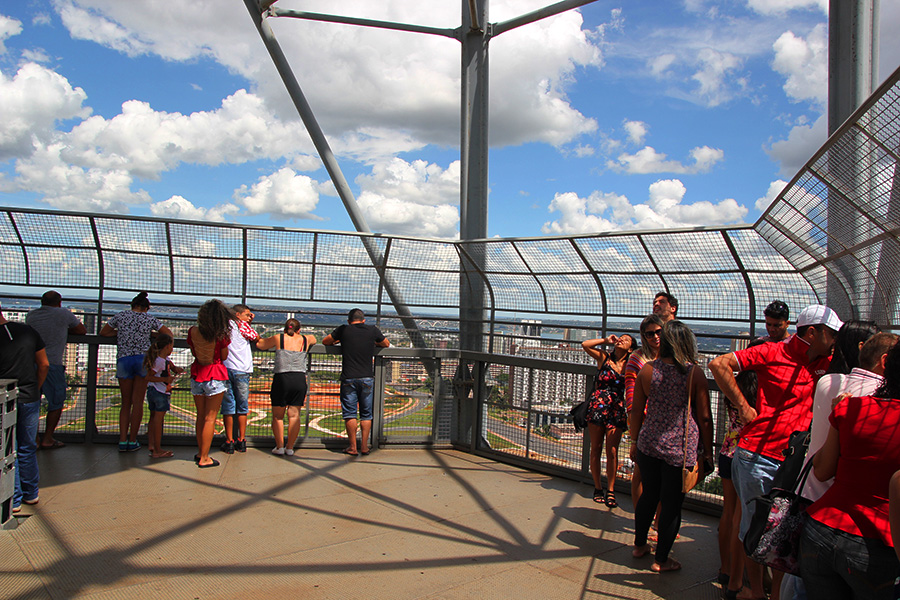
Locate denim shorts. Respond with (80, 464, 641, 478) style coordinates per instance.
(190, 378, 228, 397)
(116, 354, 147, 380)
(340, 377, 374, 421)
(732, 447, 781, 540)
(42, 364, 67, 411)
(146, 387, 171, 412)
(221, 369, 251, 416)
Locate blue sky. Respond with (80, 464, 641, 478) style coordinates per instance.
(1, 0, 899, 240)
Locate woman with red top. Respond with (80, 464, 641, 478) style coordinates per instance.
(623, 315, 664, 511)
(799, 339, 900, 600)
(187, 299, 231, 468)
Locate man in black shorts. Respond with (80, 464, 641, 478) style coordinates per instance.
(322, 309, 390, 456)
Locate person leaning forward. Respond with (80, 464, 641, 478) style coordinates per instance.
(322, 308, 389, 456)
(26, 290, 86, 449)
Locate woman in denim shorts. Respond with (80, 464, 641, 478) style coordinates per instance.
(187, 300, 232, 468)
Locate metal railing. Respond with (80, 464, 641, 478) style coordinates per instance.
(42, 334, 726, 513)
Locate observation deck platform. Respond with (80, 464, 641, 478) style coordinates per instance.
(2, 445, 723, 600)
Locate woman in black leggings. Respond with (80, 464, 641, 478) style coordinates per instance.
(629, 320, 714, 572)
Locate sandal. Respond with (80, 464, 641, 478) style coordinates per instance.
(651, 558, 681, 572)
(604, 491, 618, 508)
(593, 488, 605, 503)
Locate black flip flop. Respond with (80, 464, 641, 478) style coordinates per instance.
(198, 458, 220, 468)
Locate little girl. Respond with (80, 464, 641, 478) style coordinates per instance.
(144, 333, 183, 459)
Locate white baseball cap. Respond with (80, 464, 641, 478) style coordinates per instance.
(796, 304, 844, 331)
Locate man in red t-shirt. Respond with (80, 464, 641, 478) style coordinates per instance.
(710, 304, 842, 600)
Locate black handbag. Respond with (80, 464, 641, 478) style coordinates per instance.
(569, 400, 589, 433)
(569, 371, 600, 433)
(771, 429, 811, 489)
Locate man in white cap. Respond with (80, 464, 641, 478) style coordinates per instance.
(710, 303, 842, 600)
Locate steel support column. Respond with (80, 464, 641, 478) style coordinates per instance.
(459, 0, 489, 354)
(827, 0, 879, 318)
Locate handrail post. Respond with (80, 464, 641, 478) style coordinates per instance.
(85, 341, 99, 443)
(373, 353, 386, 449)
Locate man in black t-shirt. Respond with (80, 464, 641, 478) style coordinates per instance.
(323, 308, 389, 456)
(0, 301, 50, 512)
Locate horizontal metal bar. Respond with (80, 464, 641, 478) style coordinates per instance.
(492, 0, 600, 37)
(269, 7, 460, 40)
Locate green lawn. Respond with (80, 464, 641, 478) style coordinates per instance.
(485, 431, 517, 450)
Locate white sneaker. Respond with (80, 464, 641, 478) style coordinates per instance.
(271, 447, 285, 455)
(285, 449, 294, 456)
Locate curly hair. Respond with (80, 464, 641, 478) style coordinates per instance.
(196, 299, 232, 342)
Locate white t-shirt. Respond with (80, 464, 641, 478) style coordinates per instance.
(223, 320, 253, 373)
(802, 367, 883, 500)
(147, 356, 171, 394)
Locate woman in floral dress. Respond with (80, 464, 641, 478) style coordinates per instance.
(582, 333, 636, 507)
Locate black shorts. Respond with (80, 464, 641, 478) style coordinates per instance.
(270, 372, 308, 407)
(717, 453, 733, 480)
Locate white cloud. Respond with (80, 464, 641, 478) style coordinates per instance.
(755, 179, 788, 212)
(623, 120, 648, 145)
(0, 62, 90, 159)
(150, 195, 239, 222)
(649, 53, 677, 77)
(51, 0, 603, 150)
(11, 142, 149, 212)
(21, 48, 52, 63)
(608, 145, 724, 174)
(772, 25, 827, 104)
(541, 191, 622, 235)
(542, 178, 747, 234)
(63, 90, 315, 178)
(0, 14, 22, 53)
(692, 48, 742, 106)
(573, 144, 595, 157)
(355, 158, 460, 238)
(746, 0, 827, 15)
(767, 113, 826, 176)
(233, 167, 322, 220)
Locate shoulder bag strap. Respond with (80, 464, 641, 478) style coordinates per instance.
(683, 366, 695, 467)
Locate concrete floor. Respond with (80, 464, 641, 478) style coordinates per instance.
(1, 445, 725, 600)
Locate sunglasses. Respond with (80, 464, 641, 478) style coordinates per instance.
(643, 329, 662, 338)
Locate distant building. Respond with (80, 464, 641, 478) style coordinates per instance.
(507, 343, 589, 416)
(520, 319, 542, 337)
